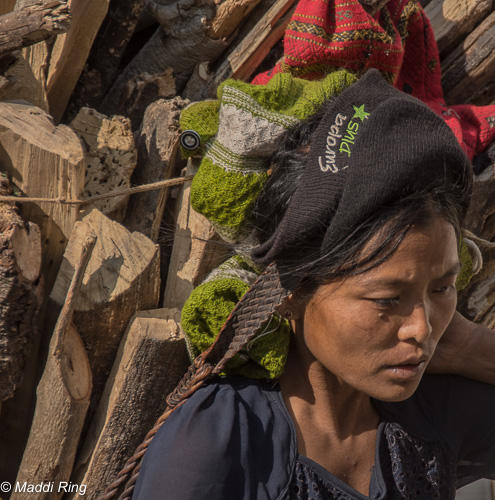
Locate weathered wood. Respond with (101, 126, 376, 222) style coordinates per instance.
(49, 209, 161, 420)
(162, 159, 228, 309)
(208, 0, 297, 91)
(425, 0, 493, 57)
(0, 173, 41, 405)
(441, 11, 495, 105)
(13, 233, 95, 500)
(124, 97, 187, 240)
(0, 0, 70, 56)
(45, 0, 110, 121)
(0, 0, 15, 15)
(104, 65, 176, 131)
(100, 0, 261, 125)
(0, 44, 49, 111)
(64, 0, 147, 122)
(0, 0, 52, 111)
(0, 101, 86, 291)
(69, 308, 189, 500)
(458, 167, 495, 330)
(70, 107, 137, 222)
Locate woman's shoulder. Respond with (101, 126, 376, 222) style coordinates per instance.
(132, 377, 295, 500)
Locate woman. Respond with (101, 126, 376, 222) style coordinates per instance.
(131, 70, 495, 499)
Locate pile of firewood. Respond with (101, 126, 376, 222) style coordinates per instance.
(0, 0, 494, 498)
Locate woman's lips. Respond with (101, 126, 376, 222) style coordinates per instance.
(383, 360, 426, 380)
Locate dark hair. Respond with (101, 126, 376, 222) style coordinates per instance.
(250, 108, 465, 296)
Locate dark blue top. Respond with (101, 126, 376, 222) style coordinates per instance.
(132, 374, 495, 500)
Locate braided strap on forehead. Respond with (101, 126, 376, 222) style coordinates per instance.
(99, 262, 290, 500)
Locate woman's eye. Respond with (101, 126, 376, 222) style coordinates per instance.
(369, 297, 400, 307)
(433, 284, 455, 294)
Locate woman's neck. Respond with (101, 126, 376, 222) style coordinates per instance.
(279, 339, 380, 495)
(279, 337, 379, 440)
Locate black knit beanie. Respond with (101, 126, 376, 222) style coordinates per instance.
(252, 69, 472, 277)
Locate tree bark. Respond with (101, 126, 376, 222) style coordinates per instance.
(0, 173, 42, 405)
(100, 0, 262, 125)
(0, 0, 70, 56)
(69, 308, 189, 500)
(13, 233, 95, 500)
(124, 96, 187, 240)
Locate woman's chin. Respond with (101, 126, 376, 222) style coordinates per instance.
(367, 376, 423, 403)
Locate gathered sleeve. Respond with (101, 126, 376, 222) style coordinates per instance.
(132, 378, 294, 500)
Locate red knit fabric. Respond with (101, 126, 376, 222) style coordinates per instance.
(252, 0, 495, 159)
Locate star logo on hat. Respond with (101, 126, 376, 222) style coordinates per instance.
(352, 104, 370, 122)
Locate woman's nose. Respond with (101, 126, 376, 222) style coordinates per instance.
(397, 302, 432, 344)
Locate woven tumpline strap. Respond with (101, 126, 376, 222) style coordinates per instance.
(99, 262, 290, 500)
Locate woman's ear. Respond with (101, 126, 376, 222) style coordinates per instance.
(277, 293, 305, 321)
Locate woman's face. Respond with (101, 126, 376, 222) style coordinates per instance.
(292, 216, 460, 402)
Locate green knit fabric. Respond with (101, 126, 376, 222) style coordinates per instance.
(181, 256, 290, 379)
(187, 70, 357, 242)
(216, 70, 357, 120)
(456, 238, 473, 291)
(191, 158, 268, 240)
(179, 100, 220, 157)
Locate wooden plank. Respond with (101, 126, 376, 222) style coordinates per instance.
(211, 0, 297, 87)
(425, 0, 492, 57)
(46, 0, 110, 121)
(441, 11, 495, 104)
(162, 160, 228, 309)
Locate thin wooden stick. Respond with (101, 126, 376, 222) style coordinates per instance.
(54, 232, 97, 358)
(0, 175, 194, 205)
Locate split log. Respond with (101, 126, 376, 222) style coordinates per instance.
(0, 0, 15, 15)
(49, 209, 161, 421)
(46, 0, 110, 121)
(100, 0, 262, 126)
(13, 233, 95, 500)
(0, 173, 41, 405)
(0, 101, 85, 290)
(441, 11, 495, 105)
(65, 0, 147, 122)
(425, 0, 492, 58)
(162, 159, 228, 309)
(69, 308, 189, 500)
(0, 0, 70, 56)
(70, 107, 137, 222)
(205, 0, 297, 95)
(124, 97, 187, 240)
